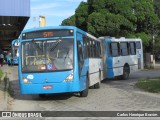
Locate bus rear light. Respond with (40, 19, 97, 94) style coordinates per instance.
(43, 85, 53, 89)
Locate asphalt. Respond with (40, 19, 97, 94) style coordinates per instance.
(0, 63, 160, 111)
(0, 65, 16, 110)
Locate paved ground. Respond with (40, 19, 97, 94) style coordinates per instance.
(0, 65, 10, 111)
(0, 65, 160, 119)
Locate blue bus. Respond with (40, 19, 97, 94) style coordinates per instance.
(18, 26, 102, 97)
(11, 39, 20, 64)
(100, 37, 143, 80)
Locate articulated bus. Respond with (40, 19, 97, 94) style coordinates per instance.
(100, 37, 143, 80)
(18, 26, 102, 97)
(12, 39, 20, 64)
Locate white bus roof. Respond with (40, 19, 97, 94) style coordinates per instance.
(99, 36, 142, 42)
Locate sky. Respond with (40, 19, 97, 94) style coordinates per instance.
(24, 0, 87, 30)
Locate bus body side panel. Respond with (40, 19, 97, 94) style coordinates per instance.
(117, 55, 138, 75)
(77, 30, 102, 90)
(101, 39, 107, 79)
(136, 39, 144, 70)
(12, 39, 19, 65)
(76, 31, 88, 92)
(79, 58, 89, 90)
(105, 38, 114, 79)
(89, 58, 102, 86)
(107, 57, 115, 78)
(12, 57, 19, 64)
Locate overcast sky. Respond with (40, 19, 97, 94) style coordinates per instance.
(24, 0, 87, 29)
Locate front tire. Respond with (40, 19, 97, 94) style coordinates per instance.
(94, 82, 100, 89)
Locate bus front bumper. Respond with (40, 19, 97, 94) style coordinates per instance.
(20, 82, 80, 94)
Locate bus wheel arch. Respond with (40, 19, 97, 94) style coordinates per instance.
(80, 72, 89, 97)
(122, 63, 130, 80)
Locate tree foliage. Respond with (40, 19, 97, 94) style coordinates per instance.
(61, 0, 160, 53)
(61, 15, 75, 26)
(75, 2, 88, 31)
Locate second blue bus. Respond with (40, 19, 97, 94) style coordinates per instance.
(12, 39, 20, 64)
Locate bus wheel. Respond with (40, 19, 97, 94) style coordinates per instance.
(94, 82, 100, 89)
(80, 76, 89, 97)
(122, 65, 130, 80)
(39, 94, 46, 98)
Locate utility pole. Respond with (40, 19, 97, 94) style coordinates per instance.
(39, 16, 46, 27)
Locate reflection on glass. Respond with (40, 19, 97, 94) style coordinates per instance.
(22, 38, 74, 72)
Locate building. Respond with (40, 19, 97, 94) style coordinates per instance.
(0, 0, 30, 51)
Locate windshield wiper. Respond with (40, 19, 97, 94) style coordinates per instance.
(50, 39, 62, 51)
(32, 39, 43, 54)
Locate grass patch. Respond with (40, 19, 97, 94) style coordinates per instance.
(136, 78, 160, 93)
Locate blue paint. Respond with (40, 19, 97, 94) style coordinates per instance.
(19, 26, 96, 94)
(105, 37, 114, 78)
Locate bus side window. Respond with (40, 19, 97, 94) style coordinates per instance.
(91, 40, 94, 58)
(89, 40, 92, 58)
(108, 43, 111, 56)
(77, 41, 83, 61)
(83, 36, 88, 58)
(87, 41, 90, 58)
(136, 41, 141, 49)
(77, 41, 84, 74)
(96, 42, 100, 58)
(93, 41, 96, 58)
(130, 42, 136, 55)
(120, 42, 129, 56)
(97, 42, 101, 58)
(110, 42, 119, 57)
(127, 42, 130, 55)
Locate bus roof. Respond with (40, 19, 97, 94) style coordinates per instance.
(22, 26, 98, 41)
(99, 36, 142, 42)
(22, 26, 77, 33)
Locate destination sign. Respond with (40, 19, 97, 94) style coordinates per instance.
(22, 29, 74, 39)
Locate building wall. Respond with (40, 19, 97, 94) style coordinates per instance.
(0, 0, 30, 17)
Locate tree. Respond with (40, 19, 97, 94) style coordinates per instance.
(87, 12, 106, 37)
(75, 2, 88, 31)
(133, 0, 159, 33)
(88, 0, 106, 13)
(61, 0, 160, 53)
(61, 15, 75, 26)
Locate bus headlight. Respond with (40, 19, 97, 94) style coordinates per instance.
(64, 73, 73, 82)
(22, 76, 31, 84)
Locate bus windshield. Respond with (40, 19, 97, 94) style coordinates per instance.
(22, 38, 74, 72)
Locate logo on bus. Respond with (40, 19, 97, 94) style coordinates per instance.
(27, 75, 34, 79)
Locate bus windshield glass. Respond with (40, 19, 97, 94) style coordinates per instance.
(22, 38, 74, 72)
